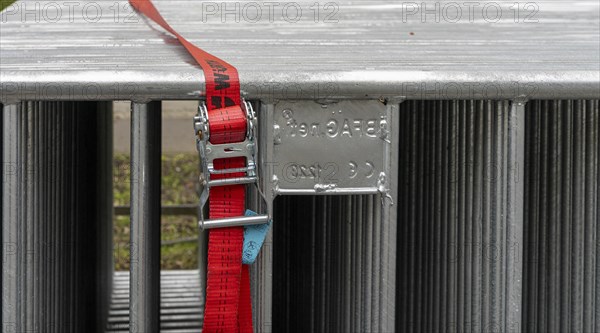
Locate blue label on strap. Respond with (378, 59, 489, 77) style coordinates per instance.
(242, 210, 271, 264)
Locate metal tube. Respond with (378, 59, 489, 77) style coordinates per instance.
(379, 103, 399, 331)
(197, 226, 208, 315)
(274, 188, 379, 195)
(130, 101, 162, 333)
(506, 101, 526, 332)
(208, 176, 257, 187)
(199, 215, 269, 229)
(96, 101, 115, 332)
(255, 102, 275, 333)
(2, 103, 21, 331)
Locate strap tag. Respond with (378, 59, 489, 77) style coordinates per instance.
(242, 210, 271, 264)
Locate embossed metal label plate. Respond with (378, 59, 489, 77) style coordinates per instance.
(272, 100, 389, 193)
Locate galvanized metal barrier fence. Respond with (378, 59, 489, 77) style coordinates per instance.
(2, 102, 114, 332)
(396, 100, 524, 332)
(2, 99, 599, 333)
(394, 100, 599, 332)
(523, 100, 599, 332)
(2, 0, 599, 332)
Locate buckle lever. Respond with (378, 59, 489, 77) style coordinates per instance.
(194, 101, 269, 230)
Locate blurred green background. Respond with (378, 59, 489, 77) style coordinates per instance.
(1, 0, 16, 11)
(113, 153, 200, 271)
(112, 101, 201, 271)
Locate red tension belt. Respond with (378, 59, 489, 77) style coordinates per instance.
(129, 1, 253, 332)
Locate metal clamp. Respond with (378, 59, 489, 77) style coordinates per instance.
(194, 101, 269, 229)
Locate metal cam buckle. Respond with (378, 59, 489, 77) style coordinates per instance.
(194, 100, 269, 229)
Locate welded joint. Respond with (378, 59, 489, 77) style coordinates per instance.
(509, 100, 527, 131)
(271, 175, 280, 196)
(513, 101, 527, 107)
(379, 116, 391, 143)
(273, 123, 281, 145)
(314, 183, 337, 192)
(377, 172, 394, 206)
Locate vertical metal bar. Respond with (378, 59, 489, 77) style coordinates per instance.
(353, 196, 363, 331)
(0, 103, 2, 327)
(39, 104, 47, 331)
(197, 228, 208, 308)
(380, 102, 399, 331)
(506, 101, 526, 332)
(50, 102, 59, 333)
(32, 102, 39, 332)
(256, 102, 275, 333)
(571, 100, 584, 332)
(2, 103, 22, 332)
(594, 100, 600, 333)
(454, 101, 470, 332)
(539, 100, 550, 333)
(57, 103, 66, 332)
(68, 101, 78, 332)
(448, 100, 458, 331)
(481, 101, 493, 331)
(436, 101, 445, 333)
(343, 196, 352, 333)
(130, 101, 162, 333)
(318, 197, 327, 332)
(96, 102, 115, 332)
(491, 102, 505, 331)
(560, 100, 572, 333)
(25, 102, 35, 331)
(309, 195, 316, 333)
(361, 195, 371, 331)
(549, 101, 561, 332)
(523, 99, 539, 333)
(583, 100, 598, 333)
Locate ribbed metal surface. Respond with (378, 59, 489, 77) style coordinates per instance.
(1, 101, 113, 332)
(272, 195, 387, 332)
(106, 270, 204, 333)
(1, 0, 598, 102)
(396, 100, 524, 332)
(523, 100, 600, 333)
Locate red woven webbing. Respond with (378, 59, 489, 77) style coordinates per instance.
(129, 1, 252, 332)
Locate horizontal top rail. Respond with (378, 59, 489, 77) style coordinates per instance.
(1, 0, 599, 103)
